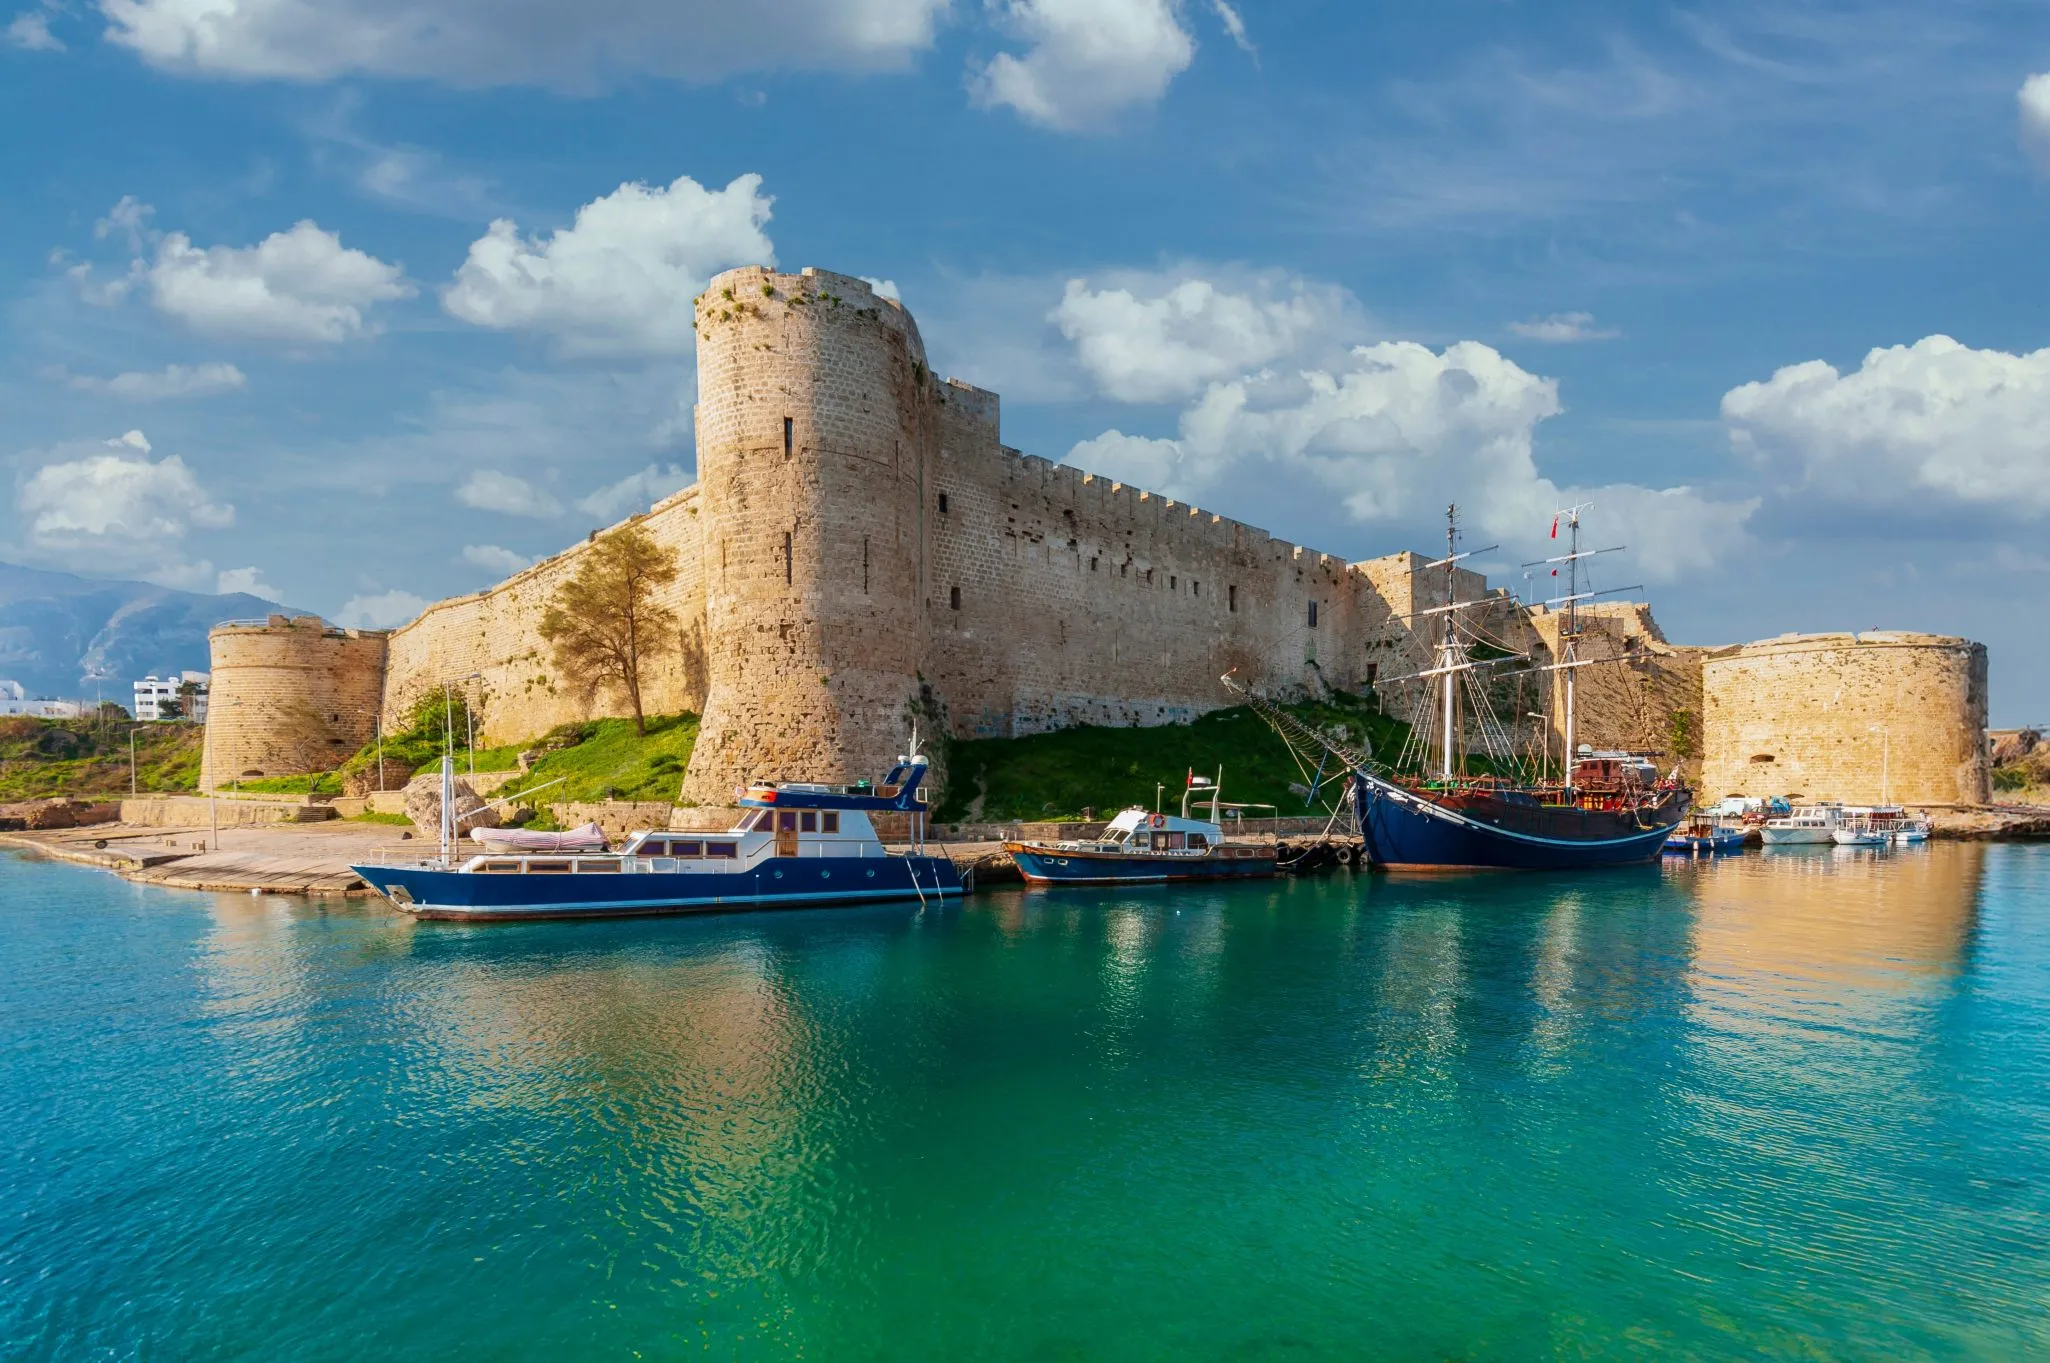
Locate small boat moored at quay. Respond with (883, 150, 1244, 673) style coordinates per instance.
(1005, 771, 1279, 885)
(1665, 811, 1750, 856)
(352, 754, 962, 921)
(1760, 803, 1845, 845)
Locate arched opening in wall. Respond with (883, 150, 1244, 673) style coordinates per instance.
(950, 585, 961, 611)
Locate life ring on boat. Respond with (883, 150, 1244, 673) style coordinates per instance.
(1149, 813, 1167, 828)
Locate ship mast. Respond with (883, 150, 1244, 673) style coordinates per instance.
(1440, 504, 1458, 780)
(1563, 505, 1580, 791)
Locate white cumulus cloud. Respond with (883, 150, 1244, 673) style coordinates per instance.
(16, 429, 235, 582)
(144, 219, 413, 343)
(337, 589, 430, 629)
(1507, 311, 1620, 343)
(1062, 322, 1753, 580)
(1052, 271, 1362, 403)
(98, 0, 948, 90)
(6, 8, 61, 50)
(1722, 334, 2050, 518)
(215, 565, 280, 599)
(67, 362, 247, 400)
(444, 173, 773, 355)
(577, 463, 692, 522)
(2021, 73, 2050, 174)
(455, 469, 560, 518)
(460, 544, 532, 577)
(971, 0, 1195, 131)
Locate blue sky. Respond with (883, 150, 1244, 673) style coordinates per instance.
(4, 0, 2048, 722)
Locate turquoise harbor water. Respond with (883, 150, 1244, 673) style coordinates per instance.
(4, 846, 2048, 1359)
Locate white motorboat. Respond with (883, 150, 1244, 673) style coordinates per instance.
(1760, 803, 1844, 845)
(1890, 818, 1932, 845)
(1832, 823, 1890, 847)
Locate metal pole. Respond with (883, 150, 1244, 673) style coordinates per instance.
(129, 728, 136, 796)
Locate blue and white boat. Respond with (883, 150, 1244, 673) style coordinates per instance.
(1004, 771, 1278, 885)
(1664, 811, 1750, 856)
(352, 756, 963, 921)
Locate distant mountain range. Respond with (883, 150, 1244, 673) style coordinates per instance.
(0, 562, 309, 701)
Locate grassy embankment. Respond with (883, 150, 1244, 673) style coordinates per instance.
(0, 716, 203, 801)
(936, 693, 1409, 823)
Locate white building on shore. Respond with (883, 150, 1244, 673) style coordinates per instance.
(133, 671, 210, 722)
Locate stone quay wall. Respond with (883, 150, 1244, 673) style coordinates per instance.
(201, 616, 388, 789)
(1700, 632, 1990, 806)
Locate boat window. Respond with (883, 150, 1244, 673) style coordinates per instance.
(1162, 831, 1186, 850)
(575, 860, 621, 873)
(822, 812, 839, 834)
(778, 811, 798, 832)
(801, 812, 818, 832)
(1187, 834, 1207, 850)
(480, 861, 521, 873)
(673, 841, 702, 858)
(1130, 833, 1150, 850)
(638, 839, 669, 856)
(706, 842, 738, 859)
(528, 860, 571, 873)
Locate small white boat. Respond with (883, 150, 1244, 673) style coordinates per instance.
(1890, 819, 1932, 845)
(1761, 803, 1844, 845)
(1832, 824, 1890, 847)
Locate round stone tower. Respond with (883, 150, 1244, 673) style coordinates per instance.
(679, 267, 934, 804)
(1699, 631, 1989, 806)
(202, 615, 390, 790)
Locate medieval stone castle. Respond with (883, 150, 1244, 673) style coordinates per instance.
(200, 267, 1992, 809)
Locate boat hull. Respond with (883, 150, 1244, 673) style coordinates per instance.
(1760, 826, 1835, 845)
(1665, 830, 1748, 855)
(350, 854, 964, 921)
(1351, 776, 1685, 871)
(1006, 844, 1276, 885)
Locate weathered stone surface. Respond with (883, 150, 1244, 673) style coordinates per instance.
(342, 758, 417, 797)
(548, 801, 673, 845)
(1700, 633, 1990, 806)
(402, 773, 502, 838)
(1992, 729, 2040, 767)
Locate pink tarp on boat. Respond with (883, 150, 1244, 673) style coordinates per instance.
(469, 822, 609, 853)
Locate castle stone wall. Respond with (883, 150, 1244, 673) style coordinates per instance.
(1700, 632, 1989, 806)
(202, 616, 388, 789)
(379, 490, 708, 748)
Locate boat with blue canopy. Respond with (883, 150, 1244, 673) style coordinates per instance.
(352, 753, 963, 921)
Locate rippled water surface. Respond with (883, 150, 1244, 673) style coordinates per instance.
(5, 844, 2049, 1359)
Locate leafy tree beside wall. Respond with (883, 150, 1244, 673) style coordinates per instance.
(539, 523, 679, 736)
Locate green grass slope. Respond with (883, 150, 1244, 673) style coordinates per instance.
(936, 696, 1409, 823)
(0, 716, 202, 800)
(490, 715, 701, 805)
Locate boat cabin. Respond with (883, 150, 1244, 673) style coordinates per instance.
(1096, 807, 1225, 854)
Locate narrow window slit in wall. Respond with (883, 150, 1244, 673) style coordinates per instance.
(1308, 601, 1319, 628)
(1090, 557, 1099, 572)
(1193, 581, 1200, 597)
(1228, 585, 1238, 612)
(862, 537, 870, 593)
(783, 417, 793, 457)
(784, 531, 793, 585)
(1170, 576, 1177, 590)
(937, 493, 949, 514)
(950, 585, 961, 610)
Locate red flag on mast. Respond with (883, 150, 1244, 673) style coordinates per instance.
(1550, 515, 1559, 539)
